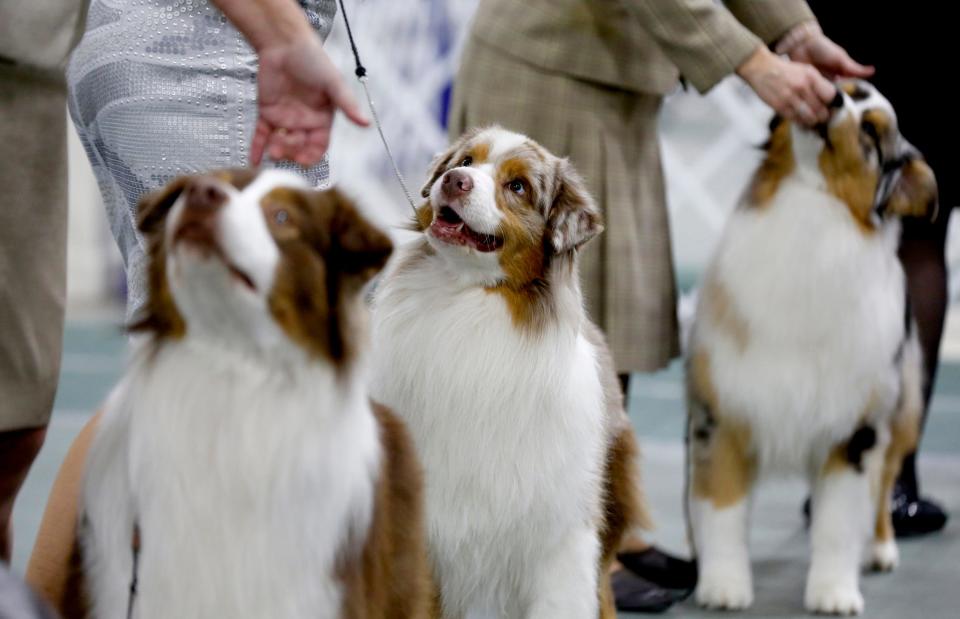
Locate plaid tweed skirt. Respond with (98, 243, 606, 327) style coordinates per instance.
(449, 35, 680, 373)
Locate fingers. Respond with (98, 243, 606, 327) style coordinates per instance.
(250, 121, 271, 166)
(839, 53, 875, 78)
(254, 126, 332, 167)
(329, 79, 370, 128)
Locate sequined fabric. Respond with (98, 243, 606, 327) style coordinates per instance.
(67, 0, 337, 318)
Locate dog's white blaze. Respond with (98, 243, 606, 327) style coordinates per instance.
(430, 166, 502, 235)
(83, 339, 381, 619)
(371, 244, 605, 618)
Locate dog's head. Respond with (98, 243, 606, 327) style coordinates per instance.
(415, 126, 602, 287)
(754, 79, 937, 228)
(131, 169, 393, 365)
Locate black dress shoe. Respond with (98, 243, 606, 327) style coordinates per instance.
(891, 489, 948, 538)
(611, 570, 686, 614)
(617, 546, 698, 592)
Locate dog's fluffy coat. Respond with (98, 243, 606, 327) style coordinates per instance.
(371, 127, 646, 619)
(81, 169, 431, 619)
(687, 81, 935, 615)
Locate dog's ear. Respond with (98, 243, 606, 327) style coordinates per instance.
(546, 159, 603, 254)
(883, 154, 939, 221)
(137, 176, 191, 234)
(310, 189, 393, 284)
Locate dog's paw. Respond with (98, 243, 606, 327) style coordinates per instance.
(804, 578, 864, 616)
(870, 539, 899, 572)
(695, 568, 753, 610)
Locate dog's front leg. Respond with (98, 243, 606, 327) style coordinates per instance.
(525, 527, 600, 619)
(688, 410, 756, 611)
(805, 435, 882, 616)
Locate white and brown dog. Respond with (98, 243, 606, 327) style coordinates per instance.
(687, 80, 935, 615)
(370, 127, 647, 618)
(80, 169, 431, 618)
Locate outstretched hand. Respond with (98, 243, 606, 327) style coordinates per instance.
(251, 35, 369, 167)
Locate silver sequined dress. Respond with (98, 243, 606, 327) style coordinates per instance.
(67, 0, 337, 317)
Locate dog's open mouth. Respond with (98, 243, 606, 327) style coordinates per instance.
(173, 222, 257, 292)
(429, 206, 503, 252)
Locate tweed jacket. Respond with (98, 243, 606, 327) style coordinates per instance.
(471, 0, 815, 94)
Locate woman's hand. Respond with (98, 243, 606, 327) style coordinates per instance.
(251, 35, 369, 167)
(781, 22, 874, 81)
(737, 45, 837, 126)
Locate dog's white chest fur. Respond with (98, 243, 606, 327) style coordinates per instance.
(83, 340, 381, 619)
(697, 178, 906, 470)
(371, 248, 606, 617)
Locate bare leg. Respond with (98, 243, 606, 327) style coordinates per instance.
(0, 426, 47, 563)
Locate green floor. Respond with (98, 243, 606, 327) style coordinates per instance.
(11, 322, 960, 617)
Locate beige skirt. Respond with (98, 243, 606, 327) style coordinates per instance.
(449, 35, 679, 373)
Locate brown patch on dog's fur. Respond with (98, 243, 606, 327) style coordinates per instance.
(412, 203, 434, 232)
(491, 205, 551, 330)
(701, 278, 749, 351)
(873, 336, 924, 553)
(584, 321, 650, 614)
(490, 157, 602, 330)
(337, 402, 433, 619)
(691, 418, 755, 509)
(861, 109, 892, 144)
(263, 187, 392, 366)
(129, 177, 191, 339)
(468, 141, 490, 165)
(211, 167, 259, 192)
(822, 425, 878, 476)
(822, 442, 851, 476)
(839, 82, 865, 99)
(749, 116, 795, 207)
(687, 348, 755, 508)
(819, 113, 880, 233)
(874, 407, 920, 545)
(886, 157, 938, 219)
(130, 171, 258, 340)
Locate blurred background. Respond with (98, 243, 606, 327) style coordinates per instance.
(15, 2, 959, 615)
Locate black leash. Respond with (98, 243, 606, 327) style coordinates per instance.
(336, 0, 419, 215)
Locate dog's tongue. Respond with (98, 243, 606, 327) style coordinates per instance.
(430, 207, 503, 252)
(430, 218, 468, 246)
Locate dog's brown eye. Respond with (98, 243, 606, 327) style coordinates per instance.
(274, 209, 289, 225)
(508, 179, 525, 195)
(460, 156, 473, 167)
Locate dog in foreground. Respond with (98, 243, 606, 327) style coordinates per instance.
(80, 169, 431, 618)
(687, 80, 936, 615)
(370, 126, 648, 618)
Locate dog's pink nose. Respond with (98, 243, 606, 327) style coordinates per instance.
(441, 169, 473, 199)
(185, 178, 227, 212)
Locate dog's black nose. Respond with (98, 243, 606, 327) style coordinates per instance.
(185, 178, 227, 212)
